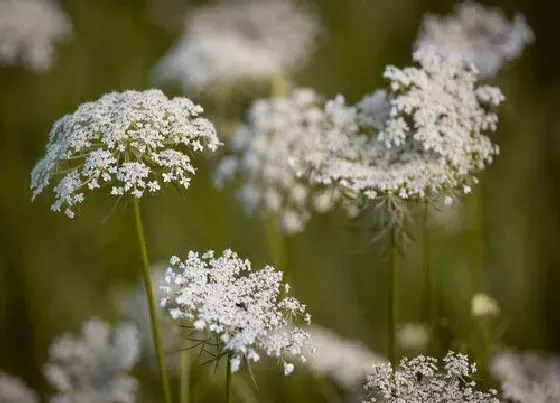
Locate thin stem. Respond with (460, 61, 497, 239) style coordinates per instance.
(264, 213, 286, 270)
(180, 349, 191, 403)
(226, 352, 233, 403)
(132, 198, 172, 403)
(271, 75, 290, 98)
(423, 200, 437, 350)
(388, 227, 399, 367)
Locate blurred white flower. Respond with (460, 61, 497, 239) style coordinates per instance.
(0, 0, 71, 71)
(160, 249, 311, 374)
(471, 293, 501, 317)
(30, 89, 220, 218)
(363, 351, 499, 402)
(415, 2, 534, 77)
(44, 318, 140, 403)
(153, 0, 321, 92)
(0, 372, 37, 403)
(490, 350, 560, 403)
(303, 326, 384, 389)
(316, 48, 503, 202)
(397, 322, 430, 351)
(214, 88, 342, 234)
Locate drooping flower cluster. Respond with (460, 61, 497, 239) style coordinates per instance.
(0, 0, 71, 71)
(160, 249, 312, 374)
(214, 88, 345, 234)
(490, 350, 560, 402)
(303, 326, 384, 390)
(153, 0, 321, 92)
(0, 372, 37, 403)
(30, 89, 220, 218)
(315, 48, 504, 202)
(362, 351, 500, 402)
(43, 318, 140, 403)
(415, 1, 534, 77)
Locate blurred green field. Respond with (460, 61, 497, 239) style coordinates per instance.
(1, 0, 559, 401)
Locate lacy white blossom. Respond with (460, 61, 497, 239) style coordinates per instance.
(363, 351, 499, 402)
(160, 249, 312, 374)
(215, 88, 343, 234)
(0, 372, 37, 403)
(471, 293, 501, 317)
(490, 350, 560, 403)
(44, 318, 140, 403)
(397, 323, 430, 351)
(316, 48, 503, 202)
(303, 326, 384, 389)
(415, 2, 534, 77)
(154, 0, 321, 92)
(30, 89, 220, 218)
(0, 0, 71, 71)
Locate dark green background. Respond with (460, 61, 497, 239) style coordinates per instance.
(1, 0, 559, 401)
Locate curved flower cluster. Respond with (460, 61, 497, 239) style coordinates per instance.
(0, 372, 37, 403)
(160, 249, 312, 374)
(490, 350, 560, 402)
(317, 48, 503, 202)
(30, 89, 220, 218)
(215, 89, 344, 234)
(153, 0, 321, 92)
(44, 318, 140, 403)
(0, 0, 71, 71)
(363, 352, 499, 402)
(415, 2, 534, 77)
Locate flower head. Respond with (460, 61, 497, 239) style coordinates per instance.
(44, 318, 140, 403)
(471, 293, 501, 317)
(317, 48, 503, 202)
(415, 2, 534, 77)
(154, 0, 321, 92)
(397, 323, 430, 351)
(160, 249, 312, 374)
(31, 89, 220, 218)
(0, 0, 71, 71)
(490, 350, 560, 402)
(0, 372, 37, 403)
(363, 351, 499, 402)
(214, 88, 342, 234)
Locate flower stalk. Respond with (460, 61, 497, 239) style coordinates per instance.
(423, 200, 437, 350)
(388, 226, 399, 367)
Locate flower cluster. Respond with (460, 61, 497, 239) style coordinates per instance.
(363, 351, 499, 402)
(160, 249, 312, 374)
(0, 0, 71, 71)
(490, 350, 560, 402)
(0, 372, 37, 403)
(471, 293, 501, 317)
(44, 317, 140, 403)
(215, 88, 344, 234)
(30, 89, 220, 218)
(154, 0, 321, 92)
(316, 48, 503, 202)
(415, 1, 534, 77)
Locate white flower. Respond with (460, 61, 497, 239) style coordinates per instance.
(415, 2, 534, 78)
(30, 89, 220, 218)
(160, 249, 311, 375)
(302, 326, 384, 390)
(471, 293, 501, 317)
(214, 88, 342, 234)
(490, 350, 560, 403)
(0, 0, 71, 71)
(397, 322, 430, 350)
(43, 317, 140, 403)
(363, 351, 499, 402)
(0, 372, 37, 403)
(283, 362, 295, 375)
(317, 48, 503, 202)
(153, 0, 321, 92)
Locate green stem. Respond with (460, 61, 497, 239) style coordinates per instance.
(388, 227, 399, 367)
(271, 75, 289, 97)
(132, 198, 172, 403)
(226, 353, 233, 403)
(265, 213, 286, 270)
(180, 349, 190, 403)
(423, 201, 437, 349)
